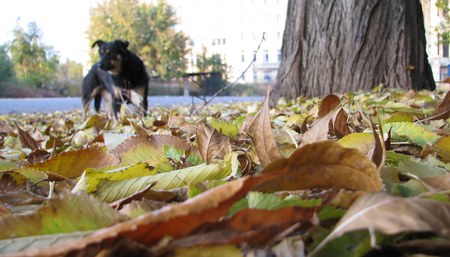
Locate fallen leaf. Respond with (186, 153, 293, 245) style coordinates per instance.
(173, 245, 243, 257)
(416, 173, 450, 191)
(95, 157, 233, 202)
(170, 207, 316, 248)
(0, 193, 125, 239)
(300, 108, 338, 147)
(196, 122, 231, 164)
(111, 135, 198, 165)
(338, 133, 374, 155)
(13, 171, 284, 256)
(256, 141, 382, 192)
(15, 123, 39, 151)
(383, 122, 440, 147)
(429, 91, 450, 120)
(434, 136, 450, 162)
(318, 95, 341, 118)
(309, 193, 450, 256)
(27, 147, 119, 178)
(247, 89, 282, 167)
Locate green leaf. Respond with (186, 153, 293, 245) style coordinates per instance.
(317, 206, 346, 221)
(72, 162, 156, 194)
(207, 117, 239, 137)
(392, 180, 429, 197)
(95, 157, 233, 202)
(0, 231, 93, 255)
(398, 159, 447, 177)
(383, 122, 440, 147)
(0, 193, 124, 239)
(164, 145, 184, 162)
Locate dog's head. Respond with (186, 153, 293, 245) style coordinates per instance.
(92, 39, 129, 75)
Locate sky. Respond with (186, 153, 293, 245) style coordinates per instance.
(0, 0, 98, 66)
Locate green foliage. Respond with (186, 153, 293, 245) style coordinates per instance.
(87, 0, 188, 79)
(196, 47, 228, 75)
(435, 0, 450, 44)
(54, 59, 84, 96)
(0, 44, 14, 82)
(9, 21, 59, 89)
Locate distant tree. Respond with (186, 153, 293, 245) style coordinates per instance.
(54, 59, 84, 96)
(196, 47, 228, 75)
(194, 48, 228, 96)
(87, 0, 188, 79)
(435, 0, 450, 45)
(272, 0, 435, 102)
(0, 44, 14, 82)
(9, 21, 59, 89)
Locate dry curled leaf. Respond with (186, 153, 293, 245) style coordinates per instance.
(247, 89, 282, 167)
(310, 193, 450, 256)
(196, 122, 231, 164)
(12, 171, 285, 256)
(15, 123, 39, 151)
(256, 141, 382, 193)
(429, 91, 450, 120)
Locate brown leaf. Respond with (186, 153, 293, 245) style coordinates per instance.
(429, 91, 450, 120)
(28, 147, 119, 178)
(26, 149, 50, 164)
(196, 122, 231, 164)
(309, 193, 450, 256)
(318, 94, 341, 118)
(170, 207, 317, 248)
(16, 171, 285, 256)
(247, 89, 282, 167)
(417, 173, 450, 191)
(15, 123, 39, 150)
(367, 119, 386, 169)
(332, 108, 351, 138)
(300, 108, 337, 147)
(256, 141, 382, 193)
(300, 115, 312, 134)
(111, 134, 199, 165)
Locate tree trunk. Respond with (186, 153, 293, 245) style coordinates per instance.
(271, 0, 436, 102)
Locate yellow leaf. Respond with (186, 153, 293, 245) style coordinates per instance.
(338, 133, 374, 155)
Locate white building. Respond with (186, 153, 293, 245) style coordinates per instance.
(169, 0, 288, 84)
(422, 0, 450, 81)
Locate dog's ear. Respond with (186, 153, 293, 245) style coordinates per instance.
(116, 40, 129, 50)
(92, 40, 105, 48)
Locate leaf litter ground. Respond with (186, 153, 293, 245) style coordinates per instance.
(0, 87, 450, 257)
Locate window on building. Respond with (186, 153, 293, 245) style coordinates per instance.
(253, 71, 258, 82)
(212, 39, 216, 46)
(223, 38, 226, 45)
(264, 50, 269, 63)
(277, 32, 281, 40)
(217, 38, 221, 45)
(241, 50, 245, 62)
(277, 50, 282, 62)
(444, 44, 449, 58)
(264, 71, 272, 82)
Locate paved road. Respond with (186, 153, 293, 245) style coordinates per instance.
(0, 96, 263, 114)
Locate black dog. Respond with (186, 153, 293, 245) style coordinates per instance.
(81, 39, 149, 120)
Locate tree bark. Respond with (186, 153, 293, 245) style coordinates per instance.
(271, 0, 436, 102)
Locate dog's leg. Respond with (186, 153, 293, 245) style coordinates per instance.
(82, 100, 91, 121)
(94, 93, 102, 113)
(129, 86, 148, 117)
(100, 89, 116, 121)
